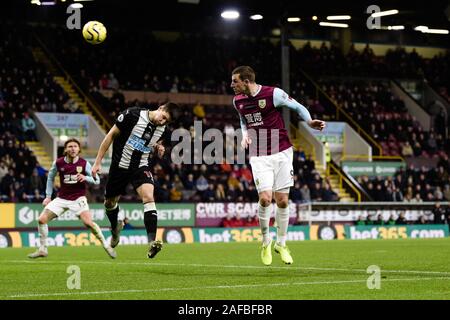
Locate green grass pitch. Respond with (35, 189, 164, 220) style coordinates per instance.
(1, 238, 449, 300)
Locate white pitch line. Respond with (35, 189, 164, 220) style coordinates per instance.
(2, 259, 450, 276)
(6, 277, 450, 298)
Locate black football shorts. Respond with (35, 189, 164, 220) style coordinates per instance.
(105, 165, 155, 198)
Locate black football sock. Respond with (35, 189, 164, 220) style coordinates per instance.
(144, 211, 157, 242)
(105, 205, 119, 231)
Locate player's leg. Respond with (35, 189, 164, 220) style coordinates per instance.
(258, 190, 274, 266)
(78, 210, 116, 259)
(135, 183, 162, 259)
(274, 191, 290, 247)
(104, 167, 128, 248)
(272, 147, 295, 264)
(28, 209, 57, 258)
(258, 190, 273, 246)
(104, 195, 122, 248)
(273, 190, 293, 264)
(250, 155, 276, 265)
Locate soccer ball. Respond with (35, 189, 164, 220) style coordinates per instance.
(82, 21, 107, 45)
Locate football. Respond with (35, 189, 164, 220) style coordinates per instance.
(82, 21, 107, 45)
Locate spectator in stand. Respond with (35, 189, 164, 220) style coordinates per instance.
(290, 182, 303, 202)
(222, 212, 234, 228)
(396, 211, 408, 225)
(443, 185, 450, 201)
(202, 184, 216, 202)
(300, 184, 311, 202)
(401, 141, 414, 157)
(355, 215, 366, 225)
(310, 182, 323, 201)
(433, 202, 446, 224)
(215, 183, 226, 201)
(10, 112, 24, 141)
(0, 161, 8, 182)
(245, 214, 259, 227)
(193, 102, 206, 119)
(387, 214, 396, 225)
(390, 186, 404, 202)
(123, 217, 134, 230)
(322, 183, 339, 201)
(373, 214, 385, 225)
(169, 184, 183, 202)
(416, 215, 428, 225)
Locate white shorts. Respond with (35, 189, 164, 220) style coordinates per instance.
(45, 196, 90, 217)
(249, 147, 294, 193)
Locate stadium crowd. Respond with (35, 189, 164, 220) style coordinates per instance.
(37, 26, 449, 103)
(356, 155, 450, 202)
(320, 79, 448, 157)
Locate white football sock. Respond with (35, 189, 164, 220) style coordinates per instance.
(38, 223, 48, 252)
(276, 205, 289, 247)
(90, 222, 107, 247)
(258, 203, 272, 246)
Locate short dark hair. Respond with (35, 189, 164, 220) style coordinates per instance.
(232, 66, 256, 82)
(160, 102, 179, 122)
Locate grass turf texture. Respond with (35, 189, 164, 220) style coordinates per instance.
(0, 238, 449, 300)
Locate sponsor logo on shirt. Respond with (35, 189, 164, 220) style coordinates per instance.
(245, 112, 264, 127)
(126, 134, 152, 153)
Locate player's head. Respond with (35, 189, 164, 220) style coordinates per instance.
(231, 66, 256, 95)
(155, 102, 179, 125)
(64, 138, 81, 158)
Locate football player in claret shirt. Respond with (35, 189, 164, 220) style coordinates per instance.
(28, 138, 116, 259)
(91, 102, 178, 259)
(231, 66, 325, 265)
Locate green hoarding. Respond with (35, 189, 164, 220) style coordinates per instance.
(341, 161, 406, 177)
(14, 203, 195, 228)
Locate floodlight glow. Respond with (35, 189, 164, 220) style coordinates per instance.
(388, 25, 404, 30)
(326, 15, 351, 20)
(319, 22, 349, 28)
(221, 10, 240, 20)
(371, 9, 399, 18)
(250, 14, 263, 20)
(423, 28, 449, 34)
(287, 17, 301, 22)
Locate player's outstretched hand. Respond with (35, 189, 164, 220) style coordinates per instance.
(91, 163, 101, 179)
(241, 135, 253, 149)
(308, 120, 326, 131)
(42, 197, 51, 207)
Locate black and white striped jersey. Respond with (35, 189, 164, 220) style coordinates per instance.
(111, 107, 166, 170)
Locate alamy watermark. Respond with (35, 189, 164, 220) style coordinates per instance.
(366, 265, 381, 289)
(66, 265, 81, 290)
(66, 4, 82, 30)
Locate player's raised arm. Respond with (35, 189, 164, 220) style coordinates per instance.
(273, 87, 326, 131)
(92, 124, 121, 178)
